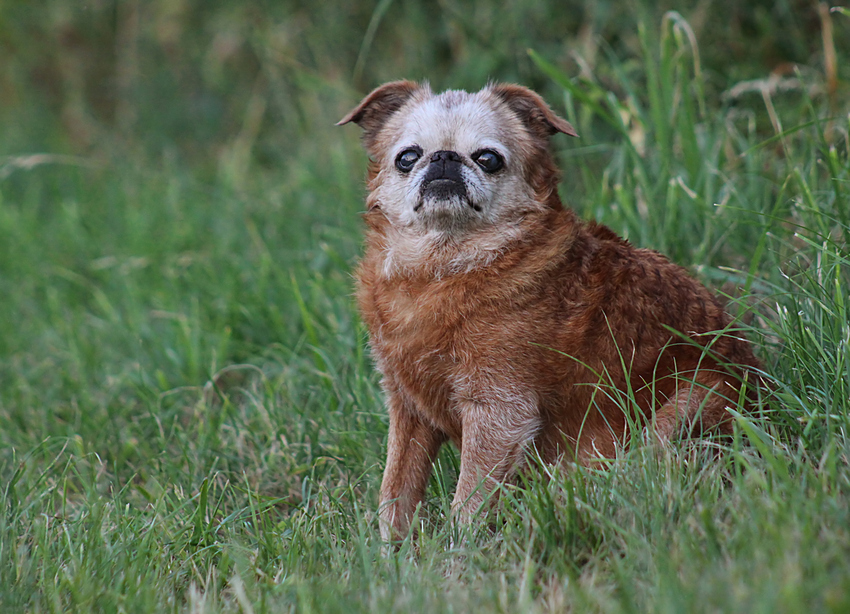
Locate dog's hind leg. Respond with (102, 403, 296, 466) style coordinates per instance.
(651, 369, 748, 441)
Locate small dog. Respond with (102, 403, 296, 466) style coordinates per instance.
(339, 81, 759, 541)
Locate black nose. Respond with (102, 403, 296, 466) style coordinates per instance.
(424, 150, 464, 183)
(430, 150, 461, 163)
(418, 149, 468, 208)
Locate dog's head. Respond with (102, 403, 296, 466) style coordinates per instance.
(339, 82, 576, 235)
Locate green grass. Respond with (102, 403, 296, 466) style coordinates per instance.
(2, 2, 850, 612)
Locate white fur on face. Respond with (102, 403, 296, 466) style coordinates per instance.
(372, 89, 542, 236)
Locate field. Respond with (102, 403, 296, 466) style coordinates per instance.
(1, 1, 850, 611)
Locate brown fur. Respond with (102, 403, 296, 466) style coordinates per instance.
(339, 81, 759, 541)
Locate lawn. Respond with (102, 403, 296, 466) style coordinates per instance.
(1, 1, 849, 612)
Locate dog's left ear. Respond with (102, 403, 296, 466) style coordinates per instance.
(337, 81, 425, 152)
(489, 83, 578, 139)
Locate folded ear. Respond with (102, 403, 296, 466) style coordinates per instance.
(337, 81, 425, 151)
(488, 83, 578, 139)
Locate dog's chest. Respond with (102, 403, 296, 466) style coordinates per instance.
(363, 277, 482, 428)
(371, 279, 468, 368)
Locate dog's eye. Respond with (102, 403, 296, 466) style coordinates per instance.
(395, 147, 422, 173)
(473, 149, 504, 173)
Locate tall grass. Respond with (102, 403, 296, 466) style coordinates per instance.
(1, 2, 850, 612)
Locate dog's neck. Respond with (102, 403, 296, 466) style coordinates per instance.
(363, 207, 575, 280)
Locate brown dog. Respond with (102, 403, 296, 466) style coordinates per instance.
(339, 81, 759, 542)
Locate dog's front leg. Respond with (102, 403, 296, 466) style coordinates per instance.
(452, 398, 541, 524)
(379, 391, 446, 543)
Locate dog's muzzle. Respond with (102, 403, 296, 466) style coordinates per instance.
(417, 150, 469, 208)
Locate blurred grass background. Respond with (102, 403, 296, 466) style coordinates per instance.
(1, 1, 850, 612)
(1, 0, 843, 167)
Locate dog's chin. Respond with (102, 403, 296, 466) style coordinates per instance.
(412, 179, 481, 230)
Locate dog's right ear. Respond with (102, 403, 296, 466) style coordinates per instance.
(337, 81, 424, 151)
(488, 83, 578, 139)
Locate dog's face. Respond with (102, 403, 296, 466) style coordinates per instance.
(339, 82, 577, 236)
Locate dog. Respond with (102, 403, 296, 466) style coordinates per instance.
(338, 81, 759, 542)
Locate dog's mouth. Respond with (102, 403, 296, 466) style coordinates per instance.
(416, 178, 470, 208)
(415, 179, 481, 213)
